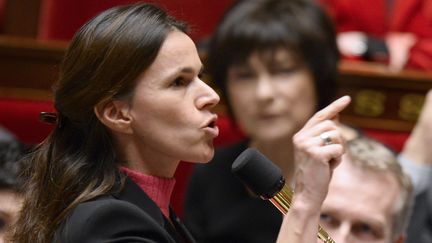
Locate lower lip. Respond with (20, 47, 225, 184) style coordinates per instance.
(204, 125, 219, 137)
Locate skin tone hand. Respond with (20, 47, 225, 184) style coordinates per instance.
(401, 90, 432, 166)
(277, 96, 351, 243)
(386, 32, 417, 71)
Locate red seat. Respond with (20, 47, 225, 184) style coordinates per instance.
(0, 98, 54, 144)
(0, 0, 5, 33)
(363, 128, 409, 153)
(38, 0, 234, 41)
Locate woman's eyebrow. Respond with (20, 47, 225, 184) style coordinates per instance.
(164, 65, 204, 81)
(175, 65, 204, 75)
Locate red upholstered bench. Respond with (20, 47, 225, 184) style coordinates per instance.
(0, 98, 55, 144)
(363, 128, 409, 152)
(0, 0, 5, 33)
(38, 0, 234, 41)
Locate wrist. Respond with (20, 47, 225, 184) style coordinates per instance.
(278, 195, 321, 243)
(290, 194, 323, 218)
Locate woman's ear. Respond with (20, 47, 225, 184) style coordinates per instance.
(94, 100, 133, 134)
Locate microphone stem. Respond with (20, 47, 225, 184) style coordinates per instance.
(268, 186, 336, 243)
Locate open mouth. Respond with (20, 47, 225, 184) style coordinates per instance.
(207, 120, 216, 128)
(203, 116, 219, 137)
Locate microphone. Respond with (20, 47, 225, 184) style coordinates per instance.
(231, 148, 335, 243)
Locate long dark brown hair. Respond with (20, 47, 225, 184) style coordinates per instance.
(12, 3, 186, 243)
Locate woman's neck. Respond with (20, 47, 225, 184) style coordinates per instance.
(115, 134, 180, 178)
(250, 137, 295, 184)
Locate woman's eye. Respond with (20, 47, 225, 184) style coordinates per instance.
(172, 77, 187, 87)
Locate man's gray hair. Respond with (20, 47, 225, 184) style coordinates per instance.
(346, 137, 414, 241)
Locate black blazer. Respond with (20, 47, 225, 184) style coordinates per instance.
(53, 177, 196, 243)
(406, 186, 432, 243)
(184, 140, 282, 243)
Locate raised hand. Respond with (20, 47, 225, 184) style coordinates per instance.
(401, 90, 432, 166)
(277, 96, 351, 243)
(293, 95, 351, 205)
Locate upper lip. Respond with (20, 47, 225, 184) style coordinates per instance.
(202, 114, 218, 128)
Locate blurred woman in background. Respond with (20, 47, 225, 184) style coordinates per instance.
(184, 0, 350, 242)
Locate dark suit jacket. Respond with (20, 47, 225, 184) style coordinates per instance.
(184, 140, 283, 243)
(406, 186, 432, 243)
(53, 177, 196, 243)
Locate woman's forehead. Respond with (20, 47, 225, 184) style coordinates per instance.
(137, 31, 202, 83)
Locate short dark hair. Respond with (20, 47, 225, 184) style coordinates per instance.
(207, 0, 339, 112)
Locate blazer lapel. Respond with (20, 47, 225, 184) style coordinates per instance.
(112, 175, 196, 243)
(169, 208, 197, 243)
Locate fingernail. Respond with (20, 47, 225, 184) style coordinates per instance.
(339, 95, 351, 103)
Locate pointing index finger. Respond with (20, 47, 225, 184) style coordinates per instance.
(304, 96, 351, 129)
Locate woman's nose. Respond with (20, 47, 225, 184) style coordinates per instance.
(255, 75, 275, 101)
(196, 79, 220, 110)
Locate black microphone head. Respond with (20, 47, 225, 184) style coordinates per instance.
(231, 148, 285, 199)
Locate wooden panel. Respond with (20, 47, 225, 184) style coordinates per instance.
(0, 36, 431, 131)
(0, 36, 67, 100)
(3, 0, 42, 37)
(338, 61, 432, 132)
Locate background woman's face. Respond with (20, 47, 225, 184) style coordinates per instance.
(227, 49, 317, 142)
(126, 30, 220, 165)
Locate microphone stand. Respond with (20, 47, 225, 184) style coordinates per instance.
(269, 186, 335, 243)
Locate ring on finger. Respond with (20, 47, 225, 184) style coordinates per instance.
(320, 132, 333, 146)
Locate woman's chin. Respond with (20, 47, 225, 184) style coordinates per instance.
(199, 151, 215, 163)
(184, 148, 215, 164)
